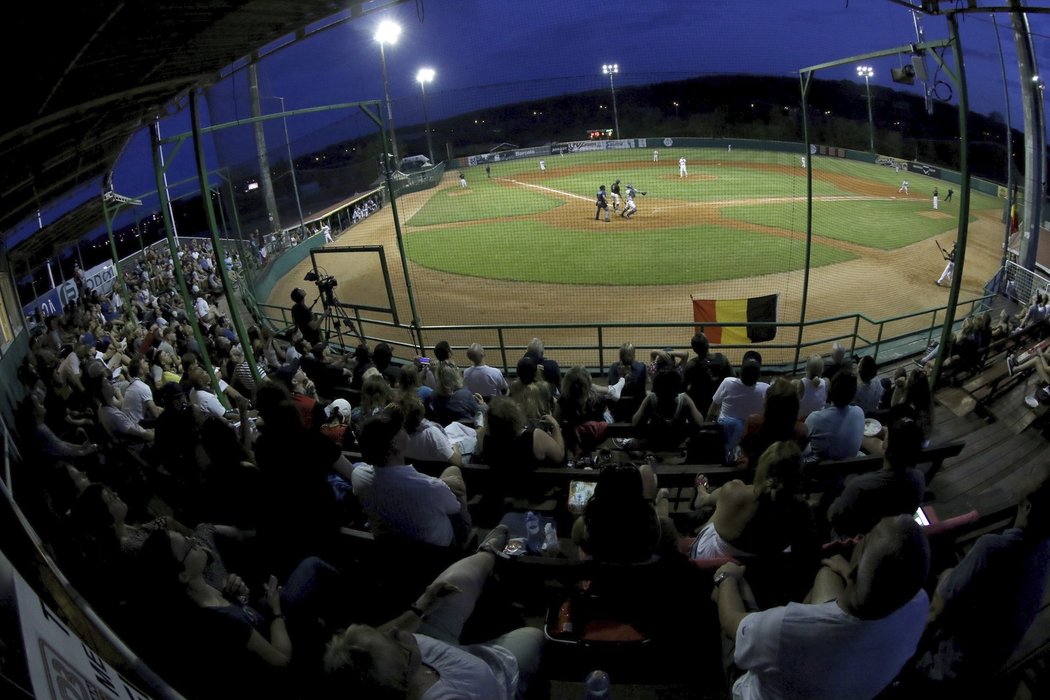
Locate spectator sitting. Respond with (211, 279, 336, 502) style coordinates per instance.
(350, 407, 472, 549)
(122, 354, 163, 426)
(683, 331, 718, 418)
(319, 398, 354, 449)
(371, 342, 400, 387)
(794, 354, 828, 419)
(852, 355, 885, 416)
(427, 363, 483, 427)
(822, 341, 849, 379)
(299, 343, 352, 401)
(401, 395, 465, 470)
(690, 441, 813, 561)
(349, 344, 374, 392)
(804, 369, 865, 461)
(398, 363, 433, 404)
(322, 535, 545, 700)
(556, 365, 618, 456)
(572, 462, 678, 564)
(713, 515, 930, 700)
(709, 351, 770, 464)
(351, 373, 394, 431)
(607, 342, 648, 421)
(421, 340, 457, 390)
(889, 368, 934, 446)
(476, 397, 565, 505)
(631, 368, 704, 454)
(739, 377, 809, 469)
(463, 342, 508, 401)
(523, 336, 562, 392)
(826, 416, 927, 538)
(910, 471, 1050, 690)
(508, 356, 555, 424)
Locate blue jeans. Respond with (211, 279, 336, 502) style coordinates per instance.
(717, 415, 744, 463)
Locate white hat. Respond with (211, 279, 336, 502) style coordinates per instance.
(326, 398, 352, 420)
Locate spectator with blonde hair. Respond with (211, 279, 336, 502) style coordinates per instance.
(795, 354, 828, 419)
(463, 342, 508, 400)
(427, 363, 483, 427)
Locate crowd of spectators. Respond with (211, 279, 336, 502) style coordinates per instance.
(10, 267, 1050, 700)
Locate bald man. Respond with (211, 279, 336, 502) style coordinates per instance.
(714, 515, 930, 699)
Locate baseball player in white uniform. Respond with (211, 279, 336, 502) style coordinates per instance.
(679, 157, 687, 177)
(653, 149, 659, 162)
(899, 180, 909, 194)
(620, 183, 646, 218)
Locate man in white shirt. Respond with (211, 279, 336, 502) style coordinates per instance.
(351, 408, 471, 548)
(192, 287, 211, 321)
(187, 366, 232, 420)
(714, 514, 930, 700)
(710, 351, 769, 462)
(121, 356, 162, 425)
(463, 343, 508, 400)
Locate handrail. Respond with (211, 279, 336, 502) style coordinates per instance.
(255, 293, 996, 374)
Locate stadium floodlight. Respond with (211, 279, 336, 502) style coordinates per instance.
(857, 65, 876, 153)
(602, 63, 620, 140)
(416, 67, 436, 165)
(375, 20, 402, 164)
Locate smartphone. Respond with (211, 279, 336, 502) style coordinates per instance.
(418, 357, 430, 365)
(568, 480, 597, 515)
(913, 506, 931, 527)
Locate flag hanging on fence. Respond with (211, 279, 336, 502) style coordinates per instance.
(692, 294, 779, 344)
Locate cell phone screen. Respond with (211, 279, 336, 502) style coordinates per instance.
(913, 507, 930, 527)
(418, 357, 430, 364)
(568, 481, 596, 515)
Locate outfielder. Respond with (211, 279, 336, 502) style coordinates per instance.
(899, 179, 909, 194)
(679, 156, 688, 177)
(610, 180, 622, 212)
(932, 187, 939, 210)
(653, 149, 659, 162)
(539, 159, 546, 173)
(595, 185, 611, 222)
(620, 183, 646, 218)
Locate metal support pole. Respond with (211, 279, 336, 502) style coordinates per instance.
(795, 72, 815, 372)
(931, 13, 972, 389)
(609, 73, 620, 140)
(190, 90, 261, 384)
(379, 42, 400, 165)
(420, 80, 435, 165)
(993, 14, 1016, 273)
(275, 97, 305, 238)
(864, 76, 875, 153)
(100, 202, 134, 323)
(149, 120, 227, 406)
(1010, 1, 1045, 272)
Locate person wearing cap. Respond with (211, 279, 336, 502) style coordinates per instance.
(320, 398, 353, 448)
(709, 351, 770, 464)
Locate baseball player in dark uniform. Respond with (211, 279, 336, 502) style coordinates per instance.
(610, 180, 622, 212)
(595, 185, 610, 222)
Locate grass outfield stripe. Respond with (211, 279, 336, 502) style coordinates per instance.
(723, 199, 976, 250)
(405, 222, 853, 285)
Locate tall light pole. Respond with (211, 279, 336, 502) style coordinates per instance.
(857, 65, 875, 153)
(375, 20, 402, 166)
(416, 67, 436, 165)
(270, 96, 305, 236)
(673, 101, 679, 118)
(602, 63, 620, 140)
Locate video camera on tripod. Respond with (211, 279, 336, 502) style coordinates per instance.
(304, 270, 338, 306)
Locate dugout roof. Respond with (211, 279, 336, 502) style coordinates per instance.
(1, 0, 407, 262)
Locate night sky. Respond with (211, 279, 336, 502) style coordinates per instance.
(15, 1, 1050, 248)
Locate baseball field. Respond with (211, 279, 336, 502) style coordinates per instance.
(269, 147, 1007, 368)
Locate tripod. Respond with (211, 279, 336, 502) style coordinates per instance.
(316, 288, 364, 350)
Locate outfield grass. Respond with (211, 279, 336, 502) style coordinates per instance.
(723, 199, 975, 249)
(405, 222, 854, 285)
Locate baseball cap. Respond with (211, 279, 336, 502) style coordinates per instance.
(326, 398, 352, 420)
(742, 350, 763, 367)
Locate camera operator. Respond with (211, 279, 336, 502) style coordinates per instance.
(290, 287, 323, 345)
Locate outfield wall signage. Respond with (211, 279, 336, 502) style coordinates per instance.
(21, 260, 116, 319)
(466, 146, 551, 166)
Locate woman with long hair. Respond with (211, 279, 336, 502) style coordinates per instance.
(739, 377, 808, 468)
(631, 368, 704, 453)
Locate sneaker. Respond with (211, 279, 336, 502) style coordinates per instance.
(606, 377, 626, 401)
(1025, 395, 1040, 409)
(614, 437, 635, 450)
(1006, 354, 1017, 377)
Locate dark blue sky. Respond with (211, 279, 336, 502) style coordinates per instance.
(18, 1, 1050, 248)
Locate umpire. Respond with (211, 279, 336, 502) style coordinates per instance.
(595, 185, 610, 222)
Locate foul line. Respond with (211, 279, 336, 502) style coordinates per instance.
(501, 178, 592, 202)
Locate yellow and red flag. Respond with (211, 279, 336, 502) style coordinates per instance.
(692, 294, 779, 344)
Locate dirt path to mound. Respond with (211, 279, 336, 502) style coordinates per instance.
(268, 171, 1004, 367)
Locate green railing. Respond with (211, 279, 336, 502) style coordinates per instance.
(256, 292, 994, 376)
